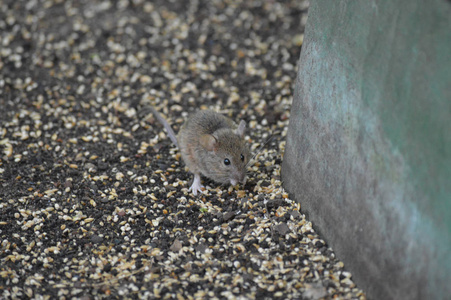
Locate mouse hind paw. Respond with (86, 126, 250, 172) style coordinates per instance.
(189, 174, 204, 196)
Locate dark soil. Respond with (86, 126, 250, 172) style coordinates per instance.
(0, 1, 365, 299)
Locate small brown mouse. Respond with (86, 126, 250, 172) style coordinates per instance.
(150, 108, 251, 195)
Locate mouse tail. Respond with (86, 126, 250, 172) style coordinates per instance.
(149, 107, 179, 148)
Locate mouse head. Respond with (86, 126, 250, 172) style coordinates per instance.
(199, 120, 250, 186)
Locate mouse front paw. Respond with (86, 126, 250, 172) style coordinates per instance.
(189, 174, 204, 196)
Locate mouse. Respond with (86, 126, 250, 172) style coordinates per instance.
(150, 108, 251, 195)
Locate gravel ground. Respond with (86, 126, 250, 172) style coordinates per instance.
(0, 0, 366, 299)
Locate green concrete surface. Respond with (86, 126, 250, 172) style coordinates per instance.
(282, 0, 451, 299)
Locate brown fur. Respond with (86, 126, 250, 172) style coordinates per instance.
(177, 110, 250, 185)
(151, 108, 250, 192)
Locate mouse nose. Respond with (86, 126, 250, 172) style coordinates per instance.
(230, 175, 246, 186)
(234, 172, 246, 184)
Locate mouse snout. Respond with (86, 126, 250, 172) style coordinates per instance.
(230, 171, 246, 186)
(238, 173, 246, 184)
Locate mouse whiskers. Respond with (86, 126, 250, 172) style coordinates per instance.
(246, 135, 275, 168)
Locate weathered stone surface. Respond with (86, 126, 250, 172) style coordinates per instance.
(282, 1, 451, 299)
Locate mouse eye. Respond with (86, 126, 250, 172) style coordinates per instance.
(224, 158, 230, 166)
(240, 154, 244, 161)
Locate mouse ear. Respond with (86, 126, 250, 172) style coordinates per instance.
(235, 120, 246, 138)
(199, 134, 218, 151)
